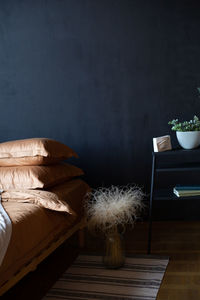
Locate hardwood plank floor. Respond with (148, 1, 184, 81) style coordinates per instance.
(126, 221, 200, 300)
(149, 222, 200, 300)
(83, 221, 200, 300)
(2, 221, 200, 299)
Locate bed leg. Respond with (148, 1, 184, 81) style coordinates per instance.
(78, 228, 85, 248)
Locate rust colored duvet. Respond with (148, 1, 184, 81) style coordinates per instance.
(0, 179, 89, 288)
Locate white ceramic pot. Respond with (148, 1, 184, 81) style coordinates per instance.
(176, 131, 200, 149)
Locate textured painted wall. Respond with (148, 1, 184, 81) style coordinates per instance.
(0, 0, 200, 203)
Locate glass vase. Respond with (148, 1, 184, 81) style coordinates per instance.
(103, 226, 125, 269)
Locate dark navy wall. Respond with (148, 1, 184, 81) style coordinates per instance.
(0, 0, 200, 198)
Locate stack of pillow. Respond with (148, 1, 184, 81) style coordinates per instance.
(0, 138, 85, 215)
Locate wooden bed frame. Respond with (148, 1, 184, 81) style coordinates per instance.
(0, 217, 86, 296)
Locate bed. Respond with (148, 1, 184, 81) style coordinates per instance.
(0, 178, 89, 296)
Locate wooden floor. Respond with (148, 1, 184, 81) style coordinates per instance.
(84, 221, 200, 300)
(130, 221, 200, 300)
(151, 221, 200, 300)
(2, 221, 200, 300)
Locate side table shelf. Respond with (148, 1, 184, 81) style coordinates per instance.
(148, 148, 200, 254)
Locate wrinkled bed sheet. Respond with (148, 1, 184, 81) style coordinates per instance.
(0, 199, 12, 266)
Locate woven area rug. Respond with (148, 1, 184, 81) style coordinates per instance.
(43, 254, 169, 300)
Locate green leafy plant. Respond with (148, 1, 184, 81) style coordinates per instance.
(168, 115, 200, 132)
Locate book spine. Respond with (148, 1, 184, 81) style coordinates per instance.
(175, 185, 200, 191)
(173, 188, 180, 197)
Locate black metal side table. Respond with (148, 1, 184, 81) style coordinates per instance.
(148, 148, 200, 254)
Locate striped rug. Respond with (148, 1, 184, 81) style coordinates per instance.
(43, 254, 169, 300)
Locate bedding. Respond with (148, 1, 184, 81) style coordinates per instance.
(0, 156, 65, 167)
(1, 179, 87, 215)
(0, 197, 12, 266)
(0, 178, 89, 291)
(0, 163, 83, 190)
(0, 138, 78, 166)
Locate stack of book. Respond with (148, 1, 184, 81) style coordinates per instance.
(173, 185, 200, 197)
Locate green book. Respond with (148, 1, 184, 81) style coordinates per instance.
(173, 187, 200, 197)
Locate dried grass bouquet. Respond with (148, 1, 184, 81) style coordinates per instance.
(85, 185, 144, 268)
(85, 185, 144, 235)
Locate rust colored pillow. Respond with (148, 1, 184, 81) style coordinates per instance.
(0, 138, 78, 166)
(0, 163, 83, 190)
(2, 179, 90, 216)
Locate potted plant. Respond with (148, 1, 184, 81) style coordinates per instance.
(168, 115, 200, 149)
(85, 185, 144, 269)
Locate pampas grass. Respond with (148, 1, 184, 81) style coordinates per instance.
(85, 185, 144, 235)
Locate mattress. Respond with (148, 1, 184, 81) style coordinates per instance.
(0, 179, 89, 288)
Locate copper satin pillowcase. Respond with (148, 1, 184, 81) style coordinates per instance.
(2, 179, 90, 216)
(0, 163, 84, 190)
(0, 138, 78, 166)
